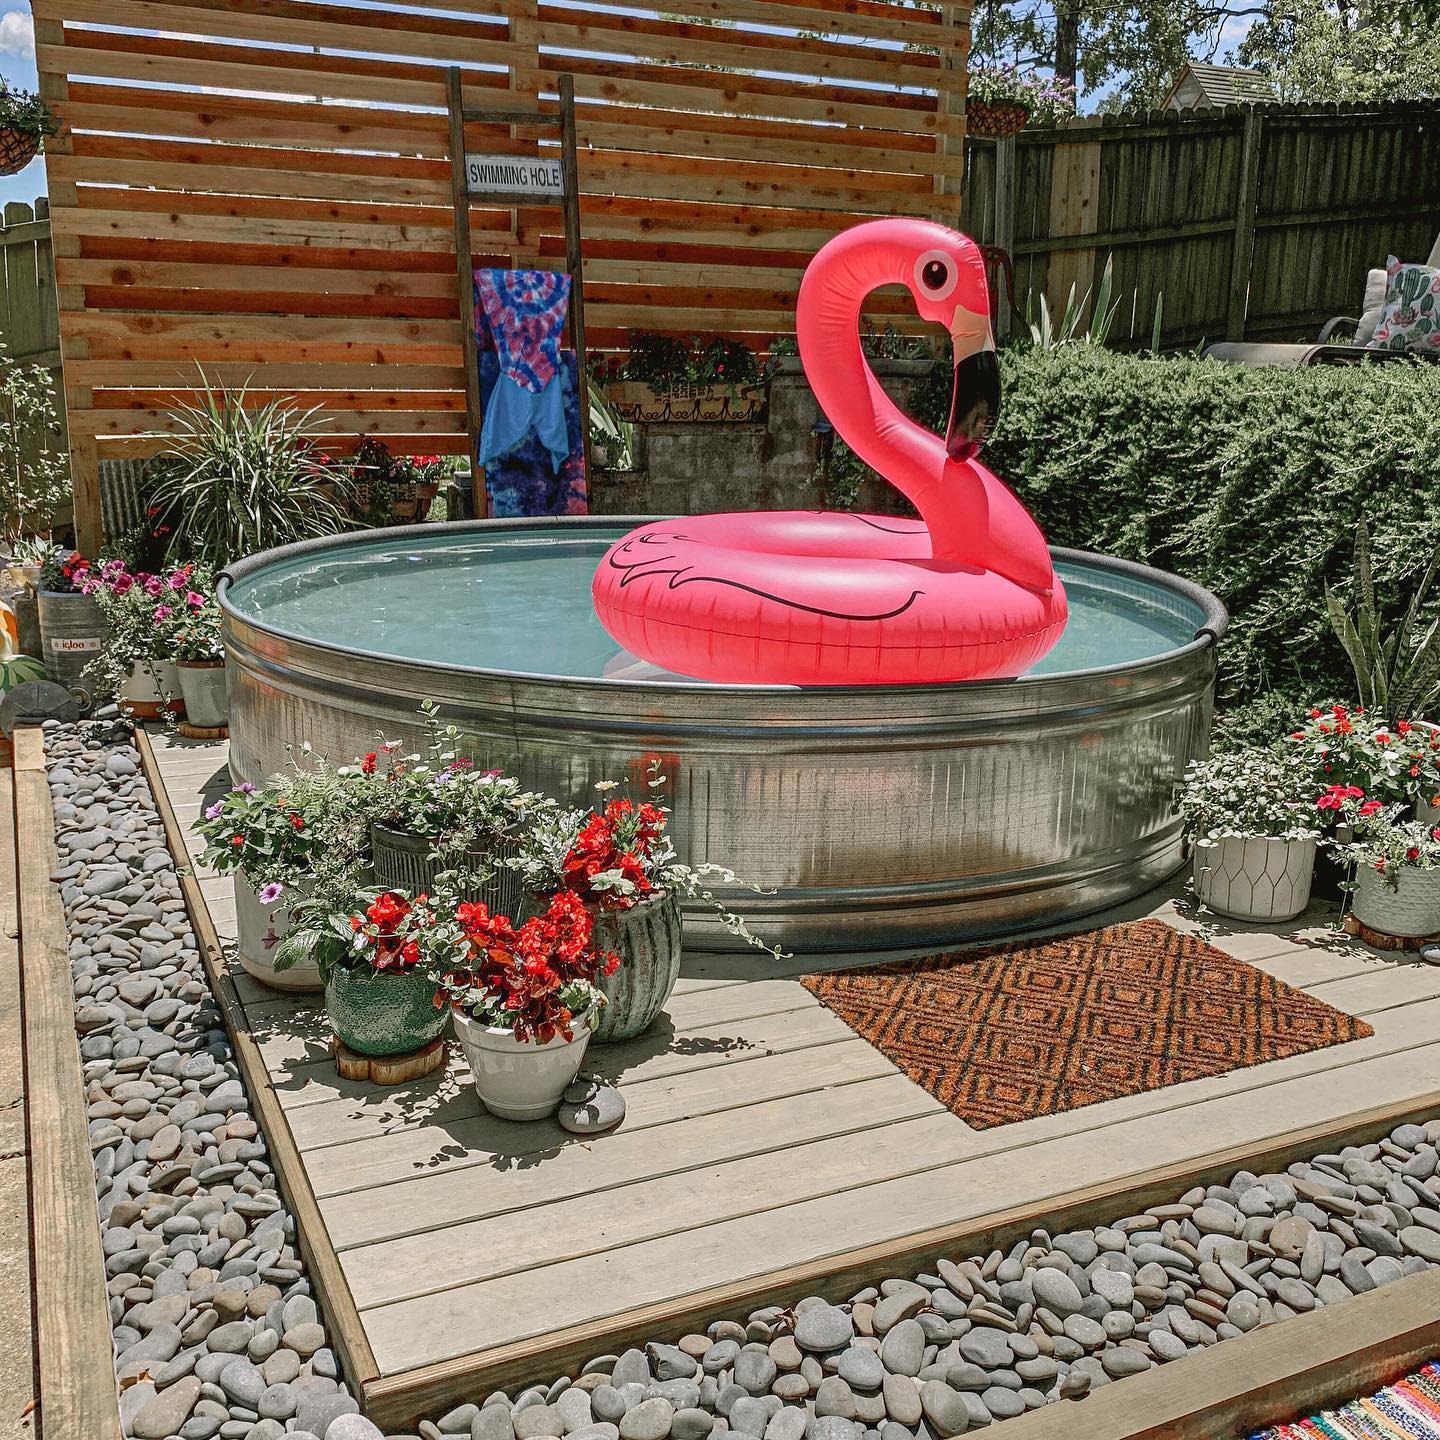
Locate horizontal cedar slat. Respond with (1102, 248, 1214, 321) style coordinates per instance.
(94, 388, 465, 411)
(67, 362, 465, 387)
(81, 287, 457, 320)
(70, 407, 468, 437)
(57, 258, 460, 299)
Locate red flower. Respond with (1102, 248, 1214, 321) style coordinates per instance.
(290, 814, 305, 829)
(1399, 720, 1413, 734)
(1359, 799, 1383, 815)
(231, 835, 245, 847)
(361, 752, 378, 775)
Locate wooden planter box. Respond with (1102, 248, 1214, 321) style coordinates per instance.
(607, 380, 764, 423)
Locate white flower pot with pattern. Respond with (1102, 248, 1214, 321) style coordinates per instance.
(1351, 864, 1440, 939)
(454, 1009, 593, 1121)
(1191, 835, 1316, 923)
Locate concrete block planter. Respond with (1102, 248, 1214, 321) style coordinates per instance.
(175, 658, 228, 728)
(1351, 864, 1440, 939)
(324, 963, 450, 1057)
(1192, 835, 1317, 922)
(454, 1008, 593, 1120)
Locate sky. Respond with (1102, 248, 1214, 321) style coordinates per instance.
(0, 8, 44, 213)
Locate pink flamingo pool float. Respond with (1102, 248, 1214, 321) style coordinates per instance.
(591, 218, 1068, 685)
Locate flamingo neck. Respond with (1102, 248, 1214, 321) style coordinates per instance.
(798, 242, 979, 564)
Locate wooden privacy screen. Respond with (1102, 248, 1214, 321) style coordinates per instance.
(35, 0, 971, 550)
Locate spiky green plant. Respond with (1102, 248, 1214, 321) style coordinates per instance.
(1325, 519, 1440, 722)
(147, 374, 352, 567)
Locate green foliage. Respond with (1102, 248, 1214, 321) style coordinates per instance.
(1239, 0, 1440, 102)
(1325, 519, 1440, 721)
(0, 343, 69, 550)
(621, 333, 760, 391)
(587, 378, 636, 471)
(983, 347, 1440, 709)
(146, 376, 353, 568)
(0, 82, 60, 141)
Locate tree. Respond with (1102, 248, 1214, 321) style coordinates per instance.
(1238, 0, 1440, 102)
(968, 0, 1439, 110)
(970, 0, 1274, 107)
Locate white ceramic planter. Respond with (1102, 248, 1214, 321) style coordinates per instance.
(454, 1008, 593, 1120)
(1351, 864, 1440, 939)
(234, 874, 321, 992)
(1191, 835, 1317, 923)
(176, 659, 228, 727)
(121, 659, 183, 719)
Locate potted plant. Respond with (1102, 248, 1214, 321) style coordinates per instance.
(36, 546, 108, 703)
(0, 83, 60, 177)
(433, 889, 617, 1119)
(509, 764, 780, 1043)
(194, 755, 364, 991)
(1178, 746, 1323, 922)
(604, 333, 765, 423)
(278, 887, 452, 1058)
(170, 584, 228, 728)
(358, 702, 547, 918)
(346, 439, 443, 526)
(82, 559, 195, 719)
(1334, 804, 1440, 940)
(146, 377, 352, 569)
(965, 67, 1076, 140)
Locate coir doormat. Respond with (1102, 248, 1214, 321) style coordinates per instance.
(800, 918, 1373, 1130)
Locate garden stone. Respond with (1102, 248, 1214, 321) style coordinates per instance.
(476, 1405, 518, 1440)
(763, 1409, 805, 1440)
(981, 1388, 1023, 1420)
(324, 1418, 385, 1440)
(945, 1364, 988, 1393)
(219, 1358, 266, 1407)
(650, 1346, 700, 1383)
(735, 1351, 777, 1395)
(882, 1375, 921, 1425)
(613, 1351, 653, 1388)
(673, 1411, 715, 1440)
(568, 1428, 620, 1440)
(620, 1398, 676, 1440)
(560, 1085, 626, 1134)
(515, 1405, 566, 1439)
(877, 1320, 924, 1379)
(704, 1341, 741, 1375)
(1401, 1227, 1440, 1264)
(1100, 1349, 1151, 1379)
(1029, 1269, 1083, 1318)
(957, 1329, 1009, 1369)
(295, 1392, 360, 1435)
(133, 1375, 202, 1438)
(795, 1307, 853, 1354)
(728, 1398, 770, 1438)
(872, 1292, 926, 1335)
(1148, 1330, 1189, 1361)
(806, 1419, 861, 1440)
(814, 1378, 856, 1420)
(592, 1387, 627, 1423)
(838, 1347, 886, 1391)
(919, 1381, 968, 1438)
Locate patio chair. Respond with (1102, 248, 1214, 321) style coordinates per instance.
(1204, 233, 1440, 368)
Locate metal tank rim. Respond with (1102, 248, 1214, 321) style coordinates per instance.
(217, 515, 1229, 691)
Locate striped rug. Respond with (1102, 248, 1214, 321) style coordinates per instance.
(1250, 1361, 1440, 1440)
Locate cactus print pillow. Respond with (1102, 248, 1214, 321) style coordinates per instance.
(1369, 256, 1440, 353)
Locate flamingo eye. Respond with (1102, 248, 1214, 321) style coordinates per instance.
(914, 249, 957, 301)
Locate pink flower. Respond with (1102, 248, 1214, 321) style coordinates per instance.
(204, 800, 225, 819)
(143, 576, 163, 597)
(257, 881, 284, 905)
(185, 591, 206, 608)
(237, 782, 255, 794)
(166, 572, 188, 592)
(153, 605, 173, 621)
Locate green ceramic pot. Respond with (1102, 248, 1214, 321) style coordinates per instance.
(324, 963, 449, 1057)
(590, 890, 684, 1043)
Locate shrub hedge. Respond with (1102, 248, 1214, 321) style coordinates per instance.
(956, 348, 1440, 708)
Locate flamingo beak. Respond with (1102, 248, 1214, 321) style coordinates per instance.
(945, 310, 999, 462)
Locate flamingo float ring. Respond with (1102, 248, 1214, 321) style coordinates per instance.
(591, 218, 1069, 684)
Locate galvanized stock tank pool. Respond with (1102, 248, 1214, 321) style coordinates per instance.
(219, 518, 1226, 952)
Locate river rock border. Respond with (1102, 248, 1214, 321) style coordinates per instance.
(45, 720, 1440, 1440)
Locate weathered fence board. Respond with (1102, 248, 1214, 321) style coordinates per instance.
(964, 101, 1440, 348)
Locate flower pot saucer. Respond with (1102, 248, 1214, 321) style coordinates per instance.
(1341, 911, 1439, 952)
(330, 1034, 447, 1085)
(178, 721, 229, 740)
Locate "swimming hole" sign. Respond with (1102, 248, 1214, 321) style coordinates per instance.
(464, 153, 564, 198)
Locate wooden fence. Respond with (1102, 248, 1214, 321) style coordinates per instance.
(0, 197, 68, 469)
(964, 101, 1440, 346)
(36, 0, 971, 550)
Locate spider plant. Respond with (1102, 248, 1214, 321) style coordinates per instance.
(1326, 518, 1440, 723)
(587, 377, 636, 471)
(146, 374, 352, 568)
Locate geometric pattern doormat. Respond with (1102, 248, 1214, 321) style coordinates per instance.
(800, 918, 1374, 1130)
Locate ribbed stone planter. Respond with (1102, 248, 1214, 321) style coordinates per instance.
(37, 589, 106, 703)
(176, 659, 228, 727)
(1352, 864, 1440, 939)
(590, 890, 684, 1043)
(371, 822, 525, 916)
(324, 963, 449, 1057)
(1191, 835, 1317, 923)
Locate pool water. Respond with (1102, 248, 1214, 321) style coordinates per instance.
(224, 526, 1205, 683)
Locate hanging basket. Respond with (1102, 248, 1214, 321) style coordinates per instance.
(966, 100, 1030, 141)
(0, 129, 39, 177)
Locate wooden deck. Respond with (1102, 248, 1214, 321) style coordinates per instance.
(143, 728, 1440, 1432)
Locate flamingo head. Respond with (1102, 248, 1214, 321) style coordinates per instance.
(902, 229, 1000, 463)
